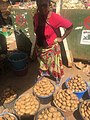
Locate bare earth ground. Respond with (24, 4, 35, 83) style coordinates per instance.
(0, 40, 90, 120)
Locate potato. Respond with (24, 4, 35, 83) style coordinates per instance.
(67, 103, 71, 107)
(66, 106, 70, 111)
(49, 107, 56, 113)
(67, 96, 71, 100)
(48, 118, 52, 120)
(48, 113, 53, 117)
(61, 106, 66, 109)
(71, 107, 75, 111)
(63, 102, 66, 106)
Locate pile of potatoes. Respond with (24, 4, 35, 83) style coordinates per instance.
(34, 78, 55, 96)
(67, 75, 87, 92)
(0, 113, 17, 120)
(37, 106, 65, 120)
(54, 89, 79, 112)
(2, 114, 16, 120)
(14, 93, 40, 116)
(80, 100, 90, 120)
(0, 87, 17, 104)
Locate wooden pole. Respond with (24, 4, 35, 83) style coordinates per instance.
(56, 0, 73, 67)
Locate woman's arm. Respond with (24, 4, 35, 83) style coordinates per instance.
(61, 25, 73, 40)
(57, 24, 73, 43)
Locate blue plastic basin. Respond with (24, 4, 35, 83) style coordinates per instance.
(8, 52, 28, 70)
(65, 78, 88, 99)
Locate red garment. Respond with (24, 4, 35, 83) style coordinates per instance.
(33, 12, 72, 47)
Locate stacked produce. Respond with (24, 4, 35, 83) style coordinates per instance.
(66, 75, 87, 92)
(80, 100, 90, 120)
(37, 106, 65, 120)
(33, 78, 55, 96)
(62, 0, 89, 9)
(0, 87, 17, 104)
(0, 113, 17, 120)
(53, 89, 79, 112)
(14, 93, 40, 116)
(0, 74, 89, 120)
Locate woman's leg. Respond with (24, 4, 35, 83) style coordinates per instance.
(37, 43, 64, 83)
(48, 43, 64, 84)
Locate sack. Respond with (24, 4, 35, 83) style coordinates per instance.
(14, 29, 32, 56)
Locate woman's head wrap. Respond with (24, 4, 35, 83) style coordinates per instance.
(36, 0, 51, 5)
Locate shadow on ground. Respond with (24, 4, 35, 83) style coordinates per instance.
(73, 108, 83, 120)
(0, 60, 39, 97)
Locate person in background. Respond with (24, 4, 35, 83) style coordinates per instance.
(0, 10, 7, 26)
(33, 0, 73, 84)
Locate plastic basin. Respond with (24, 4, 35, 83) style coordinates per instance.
(35, 106, 66, 120)
(33, 86, 55, 104)
(14, 93, 40, 120)
(0, 112, 18, 120)
(65, 78, 88, 99)
(8, 52, 28, 70)
(33, 77, 55, 104)
(13, 65, 28, 76)
(79, 99, 90, 120)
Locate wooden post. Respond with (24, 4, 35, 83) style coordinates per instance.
(56, 0, 73, 67)
(56, 0, 61, 14)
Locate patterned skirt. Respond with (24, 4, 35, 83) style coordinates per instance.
(36, 41, 64, 82)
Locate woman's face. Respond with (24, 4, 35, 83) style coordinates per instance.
(37, 0, 50, 15)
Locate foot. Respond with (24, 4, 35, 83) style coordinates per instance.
(43, 71, 50, 76)
(39, 69, 50, 77)
(55, 81, 61, 92)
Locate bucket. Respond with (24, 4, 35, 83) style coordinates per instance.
(0, 112, 18, 120)
(53, 89, 79, 117)
(13, 65, 28, 76)
(35, 93, 53, 104)
(79, 99, 90, 120)
(33, 77, 55, 104)
(65, 78, 88, 99)
(53, 100, 78, 117)
(35, 106, 66, 120)
(8, 52, 28, 70)
(14, 93, 40, 120)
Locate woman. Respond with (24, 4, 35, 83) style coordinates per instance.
(33, 0, 73, 84)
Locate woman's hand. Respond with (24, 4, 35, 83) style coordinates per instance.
(57, 37, 63, 43)
(54, 37, 63, 43)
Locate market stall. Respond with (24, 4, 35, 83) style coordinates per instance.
(0, 1, 90, 120)
(0, 75, 89, 120)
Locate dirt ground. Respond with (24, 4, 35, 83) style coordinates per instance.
(0, 38, 90, 120)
